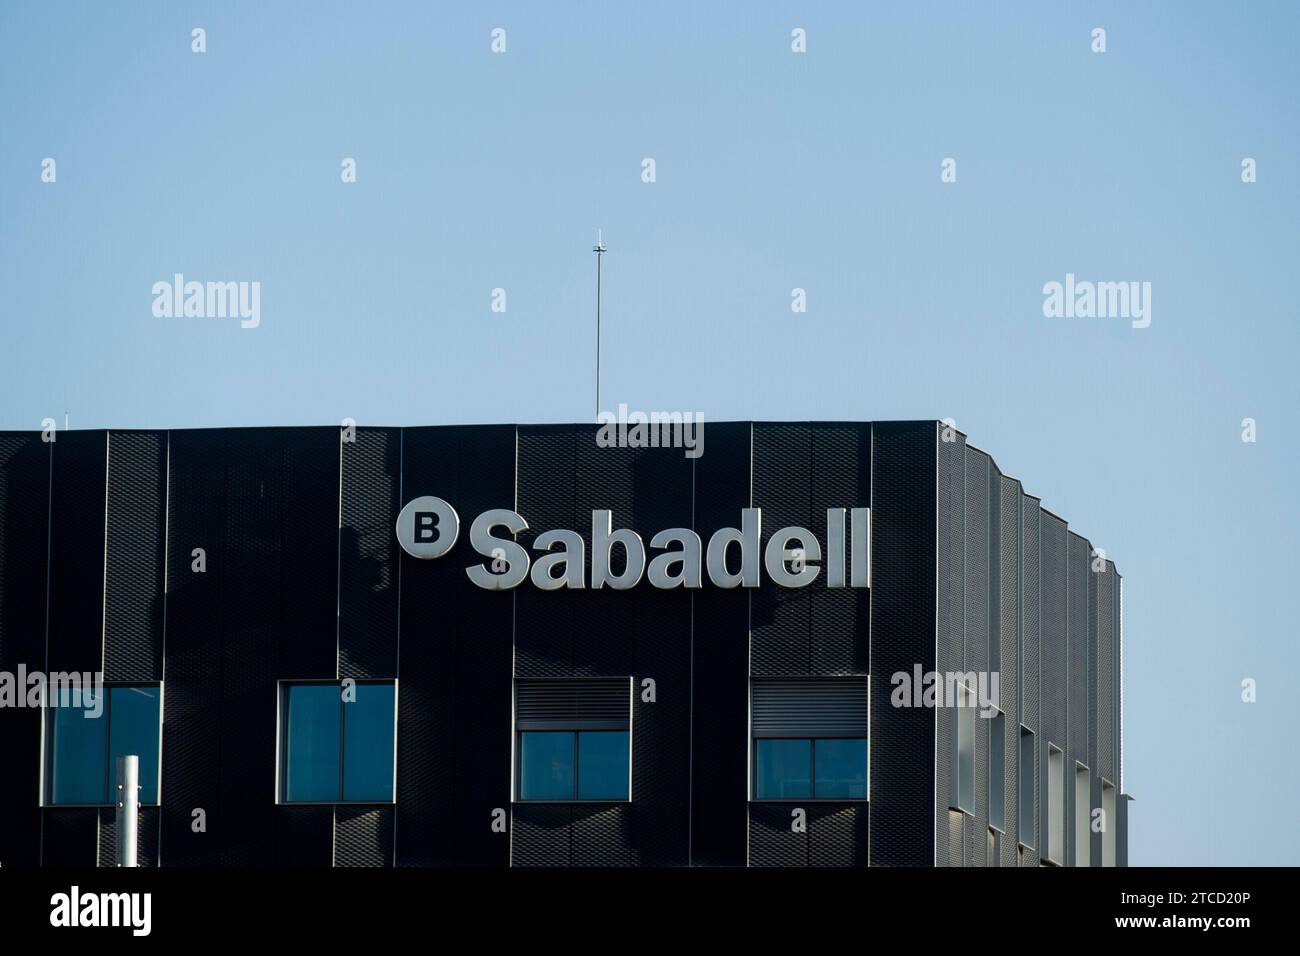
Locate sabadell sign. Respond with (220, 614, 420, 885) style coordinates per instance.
(394, 496, 870, 591)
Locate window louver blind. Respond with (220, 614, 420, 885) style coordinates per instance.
(751, 679, 868, 737)
(515, 678, 630, 729)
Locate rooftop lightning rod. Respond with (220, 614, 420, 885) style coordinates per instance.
(593, 228, 606, 420)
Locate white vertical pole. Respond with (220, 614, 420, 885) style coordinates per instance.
(116, 754, 139, 867)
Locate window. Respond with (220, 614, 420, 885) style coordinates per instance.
(989, 711, 1005, 832)
(1046, 744, 1065, 864)
(751, 678, 868, 801)
(1018, 726, 1035, 848)
(279, 681, 396, 803)
(515, 678, 631, 802)
(754, 737, 867, 799)
(517, 729, 630, 800)
(45, 684, 162, 806)
(1075, 763, 1092, 867)
(948, 681, 975, 812)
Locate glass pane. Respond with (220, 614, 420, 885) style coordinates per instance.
(958, 687, 975, 810)
(755, 738, 811, 799)
(577, 731, 629, 799)
(284, 684, 340, 802)
(1019, 729, 1035, 846)
(813, 738, 867, 798)
(49, 688, 107, 804)
(108, 686, 161, 804)
(989, 713, 1005, 831)
(519, 732, 574, 800)
(342, 683, 396, 802)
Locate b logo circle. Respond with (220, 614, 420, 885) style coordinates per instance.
(395, 496, 460, 559)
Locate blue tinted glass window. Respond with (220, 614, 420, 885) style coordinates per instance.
(108, 686, 161, 804)
(755, 738, 811, 799)
(342, 683, 396, 801)
(49, 690, 108, 804)
(519, 732, 574, 800)
(284, 684, 340, 802)
(813, 738, 867, 798)
(577, 731, 629, 799)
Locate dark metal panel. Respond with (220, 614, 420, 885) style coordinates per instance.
(626, 442, 693, 866)
(808, 804, 867, 866)
(338, 428, 400, 680)
(748, 802, 805, 866)
(809, 424, 871, 675)
(1019, 494, 1042, 867)
(396, 425, 514, 867)
(0, 434, 49, 866)
(751, 424, 812, 676)
(279, 427, 341, 680)
(934, 428, 964, 866)
(159, 429, 226, 866)
(46, 430, 107, 675)
(509, 803, 571, 867)
(1067, 530, 1090, 866)
(103, 432, 166, 682)
(274, 805, 333, 866)
(40, 808, 98, 866)
(571, 804, 633, 866)
(217, 429, 281, 865)
(514, 425, 578, 678)
(689, 421, 750, 866)
(869, 422, 936, 866)
(335, 806, 394, 867)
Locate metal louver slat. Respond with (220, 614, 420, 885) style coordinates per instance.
(516, 678, 630, 729)
(752, 679, 869, 737)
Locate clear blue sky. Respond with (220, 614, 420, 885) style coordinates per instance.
(2, 1, 1297, 865)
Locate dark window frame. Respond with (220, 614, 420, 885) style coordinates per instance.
(43, 681, 163, 808)
(278, 679, 397, 806)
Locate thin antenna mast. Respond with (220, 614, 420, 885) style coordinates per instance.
(593, 228, 606, 419)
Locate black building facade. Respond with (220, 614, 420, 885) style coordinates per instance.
(0, 421, 1127, 867)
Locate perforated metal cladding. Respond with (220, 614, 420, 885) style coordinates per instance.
(103, 432, 166, 682)
(41, 808, 98, 866)
(998, 477, 1022, 866)
(1039, 513, 1067, 864)
(810, 804, 867, 866)
(46, 430, 107, 675)
(0, 434, 48, 866)
(810, 425, 871, 674)
(1097, 565, 1117, 784)
(1020, 498, 1041, 733)
(1068, 532, 1090, 772)
(515, 678, 629, 723)
(279, 427, 341, 680)
(97, 807, 159, 867)
(964, 448, 990, 865)
(934, 428, 965, 866)
(748, 802, 806, 866)
(218, 429, 281, 865)
(335, 807, 394, 867)
(869, 422, 935, 866)
(338, 428, 400, 680)
(510, 804, 571, 867)
(160, 429, 226, 866)
(398, 425, 513, 867)
(751, 678, 868, 736)
(274, 806, 333, 866)
(509, 804, 633, 866)
(690, 422, 750, 866)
